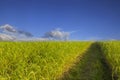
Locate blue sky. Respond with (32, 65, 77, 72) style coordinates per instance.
(0, 0, 120, 40)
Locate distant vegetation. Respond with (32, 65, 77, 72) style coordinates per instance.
(0, 41, 120, 80)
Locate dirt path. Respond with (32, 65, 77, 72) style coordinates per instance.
(61, 43, 112, 80)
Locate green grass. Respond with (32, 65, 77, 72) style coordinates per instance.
(98, 41, 120, 80)
(0, 41, 92, 80)
(61, 43, 112, 80)
(0, 41, 120, 80)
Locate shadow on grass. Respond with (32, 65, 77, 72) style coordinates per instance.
(59, 43, 112, 80)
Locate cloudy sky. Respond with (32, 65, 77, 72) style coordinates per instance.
(0, 0, 120, 40)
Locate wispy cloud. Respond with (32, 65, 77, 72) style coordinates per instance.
(42, 28, 70, 40)
(0, 24, 77, 41)
(0, 33, 16, 41)
(0, 24, 33, 37)
(0, 24, 17, 33)
(0, 24, 33, 41)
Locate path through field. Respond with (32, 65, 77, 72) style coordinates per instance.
(0, 41, 119, 80)
(61, 43, 112, 80)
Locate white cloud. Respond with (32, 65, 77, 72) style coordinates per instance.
(0, 24, 17, 33)
(0, 24, 33, 38)
(0, 24, 33, 41)
(0, 25, 72, 41)
(0, 33, 16, 41)
(43, 28, 70, 40)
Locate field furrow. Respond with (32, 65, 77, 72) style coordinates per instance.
(61, 43, 112, 80)
(0, 41, 120, 80)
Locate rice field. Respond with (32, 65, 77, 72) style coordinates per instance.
(98, 41, 120, 80)
(0, 41, 120, 80)
(0, 41, 92, 80)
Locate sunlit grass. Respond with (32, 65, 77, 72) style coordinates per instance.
(99, 41, 120, 80)
(0, 41, 120, 80)
(0, 41, 92, 80)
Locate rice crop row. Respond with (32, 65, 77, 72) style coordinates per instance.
(98, 41, 120, 80)
(61, 43, 112, 80)
(0, 41, 92, 80)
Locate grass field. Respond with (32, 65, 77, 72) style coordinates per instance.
(98, 41, 120, 80)
(0, 41, 120, 80)
(0, 41, 92, 80)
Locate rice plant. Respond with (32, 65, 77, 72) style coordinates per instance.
(0, 41, 92, 80)
(99, 41, 120, 80)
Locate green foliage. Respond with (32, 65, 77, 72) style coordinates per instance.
(1, 41, 120, 80)
(99, 41, 120, 80)
(61, 43, 112, 80)
(0, 41, 91, 80)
